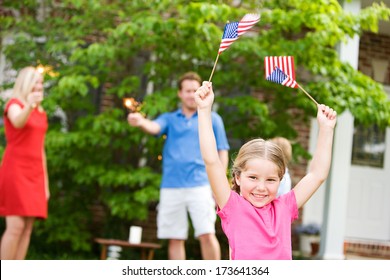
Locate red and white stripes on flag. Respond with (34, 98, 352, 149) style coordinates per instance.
(218, 13, 260, 54)
(264, 56, 298, 88)
(237, 13, 261, 36)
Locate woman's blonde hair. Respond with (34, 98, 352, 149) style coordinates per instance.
(12, 66, 41, 101)
(231, 138, 286, 193)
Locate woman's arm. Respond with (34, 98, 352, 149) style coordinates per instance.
(7, 103, 34, 128)
(7, 92, 43, 128)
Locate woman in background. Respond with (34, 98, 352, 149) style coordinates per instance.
(0, 66, 49, 259)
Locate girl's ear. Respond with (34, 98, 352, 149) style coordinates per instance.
(234, 174, 240, 186)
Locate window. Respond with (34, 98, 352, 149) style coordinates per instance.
(351, 121, 386, 168)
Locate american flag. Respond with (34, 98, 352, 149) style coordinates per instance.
(264, 56, 298, 88)
(218, 13, 260, 54)
(218, 22, 239, 54)
(266, 66, 298, 88)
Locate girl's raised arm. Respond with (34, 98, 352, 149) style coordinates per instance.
(293, 104, 337, 208)
(195, 82, 231, 209)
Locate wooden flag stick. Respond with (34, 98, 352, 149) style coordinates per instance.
(297, 83, 319, 106)
(208, 53, 220, 82)
(280, 67, 319, 106)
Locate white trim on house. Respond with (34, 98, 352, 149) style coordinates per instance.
(302, 0, 361, 259)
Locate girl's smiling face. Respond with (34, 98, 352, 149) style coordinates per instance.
(235, 158, 281, 208)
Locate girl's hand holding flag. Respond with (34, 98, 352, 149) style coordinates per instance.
(195, 81, 214, 111)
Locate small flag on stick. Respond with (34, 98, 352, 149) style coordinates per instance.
(209, 13, 260, 82)
(218, 13, 260, 54)
(264, 56, 297, 87)
(265, 56, 319, 105)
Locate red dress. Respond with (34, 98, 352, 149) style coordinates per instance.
(0, 98, 48, 218)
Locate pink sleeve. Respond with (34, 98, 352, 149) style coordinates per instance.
(285, 190, 299, 222)
(217, 191, 240, 219)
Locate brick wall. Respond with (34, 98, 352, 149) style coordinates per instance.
(344, 240, 390, 259)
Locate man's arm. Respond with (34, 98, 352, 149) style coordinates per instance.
(127, 112, 161, 135)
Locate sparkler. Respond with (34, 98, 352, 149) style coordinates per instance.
(123, 97, 140, 113)
(35, 64, 59, 77)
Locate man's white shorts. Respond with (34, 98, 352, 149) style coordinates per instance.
(157, 185, 217, 240)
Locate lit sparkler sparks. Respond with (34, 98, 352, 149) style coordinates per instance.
(35, 64, 59, 77)
(123, 97, 140, 113)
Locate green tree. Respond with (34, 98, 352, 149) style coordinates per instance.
(0, 0, 389, 259)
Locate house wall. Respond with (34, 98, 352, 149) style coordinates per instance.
(302, 30, 390, 259)
(344, 31, 390, 259)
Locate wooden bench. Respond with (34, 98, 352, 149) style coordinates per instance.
(94, 238, 161, 260)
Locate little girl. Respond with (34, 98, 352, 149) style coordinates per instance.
(195, 82, 337, 260)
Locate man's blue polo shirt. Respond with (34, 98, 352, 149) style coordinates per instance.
(154, 109, 230, 188)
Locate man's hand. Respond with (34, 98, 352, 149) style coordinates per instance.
(127, 112, 145, 127)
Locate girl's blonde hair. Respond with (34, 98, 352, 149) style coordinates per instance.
(12, 66, 42, 101)
(231, 138, 286, 193)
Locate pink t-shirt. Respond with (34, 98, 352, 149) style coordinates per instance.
(217, 190, 298, 260)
